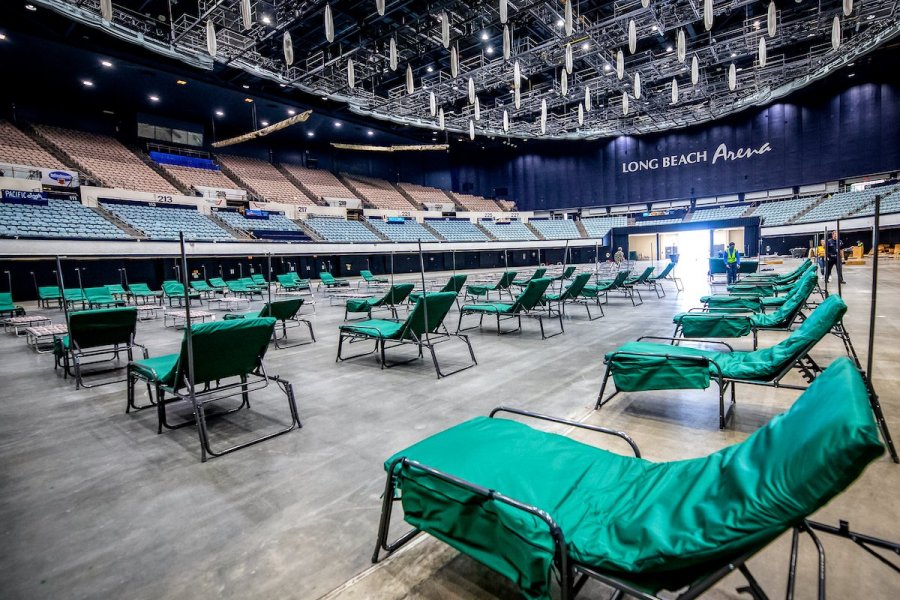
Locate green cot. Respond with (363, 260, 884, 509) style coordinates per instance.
(458, 278, 561, 339)
(344, 283, 414, 320)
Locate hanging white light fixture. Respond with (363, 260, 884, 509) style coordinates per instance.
(240, 0, 251, 30)
(500, 0, 508, 24)
(634, 72, 641, 99)
(704, 0, 713, 31)
(468, 77, 475, 104)
(347, 58, 355, 87)
(843, 0, 853, 17)
(513, 60, 521, 90)
(503, 25, 511, 61)
(514, 87, 521, 109)
(406, 64, 415, 94)
(561, 70, 568, 96)
(540, 99, 547, 134)
(564, 0, 573, 36)
(577, 103, 584, 126)
(565, 43, 573, 74)
(758, 37, 767, 68)
(474, 96, 481, 121)
(767, 2, 777, 38)
(439, 108, 445, 130)
(100, 0, 112, 21)
(584, 85, 591, 111)
(671, 78, 679, 104)
(616, 50, 624, 80)
(728, 63, 737, 91)
(429, 91, 437, 116)
(641, 0, 650, 7)
(376, 0, 386, 17)
(206, 19, 217, 58)
(390, 37, 398, 71)
(676, 29, 686, 63)
(451, 45, 459, 77)
(831, 16, 841, 51)
(325, 4, 335, 43)
(283, 32, 294, 66)
(628, 19, 637, 54)
(503, 110, 510, 132)
(441, 11, 450, 48)
(691, 55, 699, 85)
(469, 120, 475, 140)
(622, 93, 629, 115)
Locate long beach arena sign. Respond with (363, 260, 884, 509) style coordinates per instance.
(621, 142, 772, 173)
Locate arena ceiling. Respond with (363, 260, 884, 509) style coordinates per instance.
(14, 0, 900, 142)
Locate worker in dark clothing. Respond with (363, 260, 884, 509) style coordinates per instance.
(825, 231, 845, 284)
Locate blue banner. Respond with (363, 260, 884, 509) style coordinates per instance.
(244, 209, 269, 220)
(2, 190, 48, 205)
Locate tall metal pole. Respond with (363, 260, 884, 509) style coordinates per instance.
(55, 256, 70, 326)
(835, 219, 842, 297)
(4, 270, 11, 294)
(75, 267, 84, 291)
(267, 253, 272, 305)
(238, 263, 243, 278)
(418, 239, 429, 348)
(390, 251, 395, 286)
(202, 265, 207, 282)
(31, 271, 38, 300)
(452, 249, 456, 275)
(867, 197, 881, 382)
(179, 233, 199, 457)
(503, 248, 508, 272)
(822, 226, 829, 296)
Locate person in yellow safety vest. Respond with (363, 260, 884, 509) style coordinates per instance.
(722, 241, 741, 284)
(816, 239, 826, 275)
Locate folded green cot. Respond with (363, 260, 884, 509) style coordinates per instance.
(511, 268, 547, 288)
(701, 264, 819, 312)
(675, 270, 819, 348)
(161, 280, 202, 307)
(104, 284, 129, 301)
(345, 283, 414, 320)
(318, 272, 349, 290)
(0, 292, 25, 317)
(458, 278, 561, 339)
(225, 279, 264, 300)
(599, 295, 850, 428)
(55, 306, 146, 390)
(127, 283, 161, 305)
(374, 357, 886, 600)
(62, 288, 87, 310)
(190, 280, 220, 299)
(581, 270, 631, 305)
(38, 285, 61, 309)
(542, 272, 602, 320)
(359, 269, 388, 286)
(224, 298, 314, 348)
(126, 317, 301, 462)
(743, 258, 812, 283)
(337, 291, 476, 379)
(84, 286, 126, 309)
(465, 271, 517, 302)
(408, 274, 467, 306)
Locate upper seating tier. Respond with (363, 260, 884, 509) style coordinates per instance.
(280, 164, 358, 203)
(0, 121, 67, 171)
(216, 154, 315, 206)
(340, 173, 418, 210)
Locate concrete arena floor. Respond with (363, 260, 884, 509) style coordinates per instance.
(0, 257, 897, 600)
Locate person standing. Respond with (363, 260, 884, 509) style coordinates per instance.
(722, 241, 741, 284)
(815, 239, 826, 275)
(825, 230, 845, 284)
(614, 247, 625, 265)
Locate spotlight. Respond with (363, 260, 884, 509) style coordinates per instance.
(260, 120, 269, 127)
(367, 130, 374, 136)
(100, 60, 113, 67)
(581, 42, 590, 50)
(176, 79, 187, 85)
(307, 131, 315, 137)
(261, 15, 271, 25)
(666, 46, 673, 52)
(603, 64, 611, 71)
(244, 97, 253, 103)
(730, 52, 737, 57)
(215, 110, 224, 117)
(481, 32, 489, 41)
(753, 20, 761, 30)
(0, 34, 6, 41)
(287, 109, 296, 115)
(486, 46, 494, 54)
(651, 25, 658, 32)
(334, 122, 342, 128)
(82, 79, 94, 87)
(149, 95, 160, 102)
(556, 19, 564, 27)
(242, 84, 250, 89)
(427, 66, 433, 72)
(25, 4, 36, 12)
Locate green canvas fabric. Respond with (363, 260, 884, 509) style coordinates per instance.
(584, 271, 629, 294)
(674, 314, 753, 339)
(549, 266, 576, 281)
(745, 259, 811, 284)
(68, 307, 137, 349)
(750, 272, 817, 328)
(130, 354, 178, 383)
(543, 273, 592, 302)
(467, 271, 517, 297)
(347, 283, 415, 314)
(512, 268, 547, 286)
(38, 286, 61, 300)
(339, 319, 405, 339)
(105, 284, 127, 296)
(276, 274, 298, 288)
(409, 274, 468, 303)
(760, 296, 787, 308)
(64, 289, 85, 302)
(460, 302, 514, 314)
(463, 279, 552, 315)
(361, 270, 388, 283)
(208, 277, 227, 289)
(0, 292, 18, 310)
(240, 277, 263, 289)
(725, 284, 773, 297)
(649, 263, 675, 281)
(387, 358, 882, 599)
(224, 299, 304, 322)
(163, 281, 200, 298)
(320, 272, 348, 286)
(699, 295, 763, 311)
(85, 287, 121, 306)
(612, 295, 846, 387)
(191, 281, 213, 292)
(128, 283, 158, 297)
(625, 266, 654, 285)
(251, 274, 267, 286)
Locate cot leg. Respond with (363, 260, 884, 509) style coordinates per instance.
(736, 565, 770, 600)
(595, 364, 617, 409)
(785, 528, 801, 600)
